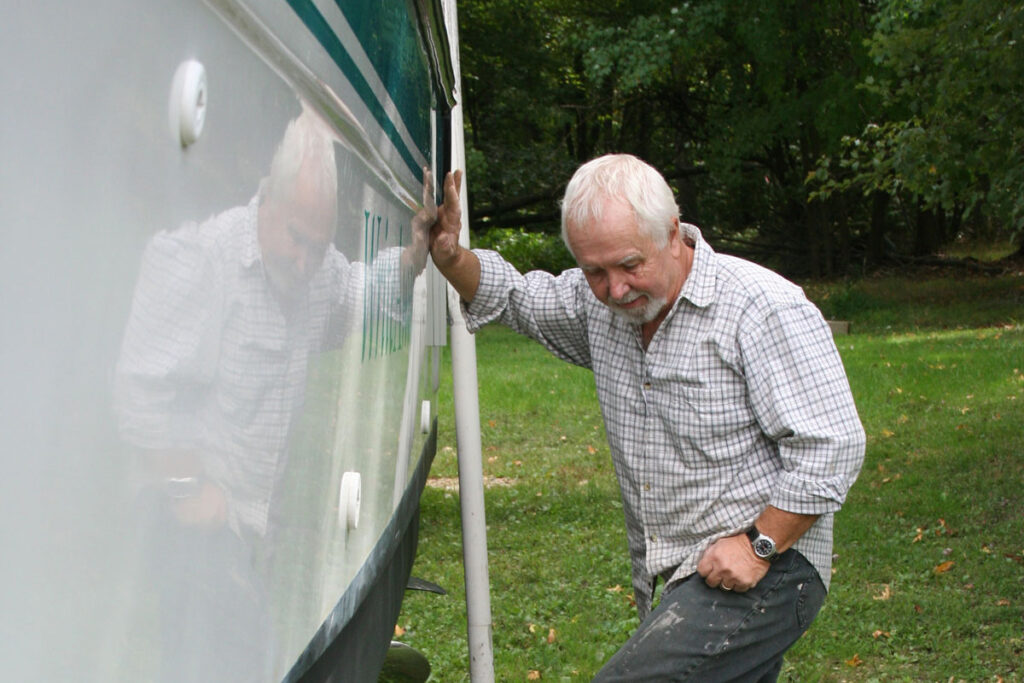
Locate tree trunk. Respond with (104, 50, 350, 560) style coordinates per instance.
(868, 191, 890, 266)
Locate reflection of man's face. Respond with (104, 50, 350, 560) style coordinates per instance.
(258, 162, 336, 299)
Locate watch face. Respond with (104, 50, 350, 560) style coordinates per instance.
(753, 537, 775, 558)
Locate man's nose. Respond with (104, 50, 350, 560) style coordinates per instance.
(298, 243, 328, 277)
(608, 271, 631, 300)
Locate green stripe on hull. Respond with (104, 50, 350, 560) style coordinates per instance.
(286, 0, 430, 180)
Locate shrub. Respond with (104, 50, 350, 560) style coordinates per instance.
(473, 228, 577, 274)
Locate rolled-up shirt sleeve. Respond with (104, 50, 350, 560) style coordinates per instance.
(740, 302, 866, 515)
(461, 249, 593, 369)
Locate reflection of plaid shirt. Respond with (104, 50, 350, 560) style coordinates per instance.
(463, 223, 865, 619)
(114, 197, 362, 536)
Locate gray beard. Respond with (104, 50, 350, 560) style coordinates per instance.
(607, 294, 666, 325)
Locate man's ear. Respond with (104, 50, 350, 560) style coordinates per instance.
(668, 218, 682, 255)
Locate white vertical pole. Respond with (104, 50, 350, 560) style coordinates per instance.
(444, 2, 495, 681)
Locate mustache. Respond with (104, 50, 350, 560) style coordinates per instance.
(609, 292, 644, 306)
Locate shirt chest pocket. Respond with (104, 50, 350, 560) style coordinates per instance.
(655, 384, 759, 467)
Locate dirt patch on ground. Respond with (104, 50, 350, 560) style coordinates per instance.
(426, 476, 517, 492)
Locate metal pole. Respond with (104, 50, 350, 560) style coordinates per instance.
(444, 2, 495, 680)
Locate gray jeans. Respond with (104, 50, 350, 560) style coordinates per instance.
(592, 549, 826, 682)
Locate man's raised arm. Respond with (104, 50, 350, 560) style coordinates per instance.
(429, 170, 481, 303)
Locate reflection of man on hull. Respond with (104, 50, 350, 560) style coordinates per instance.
(114, 103, 430, 681)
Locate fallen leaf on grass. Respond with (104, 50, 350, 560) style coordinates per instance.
(394, 624, 406, 637)
(547, 628, 557, 644)
(872, 630, 891, 639)
(528, 623, 537, 634)
(846, 654, 862, 667)
(873, 584, 892, 601)
(933, 561, 955, 574)
(527, 670, 541, 680)
(996, 599, 1011, 606)
(587, 445, 597, 454)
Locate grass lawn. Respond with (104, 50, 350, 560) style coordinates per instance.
(397, 271, 1024, 681)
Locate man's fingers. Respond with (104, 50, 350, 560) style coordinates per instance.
(444, 170, 462, 207)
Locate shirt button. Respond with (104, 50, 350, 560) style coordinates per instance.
(643, 382, 651, 390)
(650, 534, 657, 543)
(644, 483, 651, 491)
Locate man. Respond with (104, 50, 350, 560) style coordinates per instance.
(430, 155, 865, 681)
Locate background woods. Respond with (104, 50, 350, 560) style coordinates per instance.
(457, 0, 1024, 278)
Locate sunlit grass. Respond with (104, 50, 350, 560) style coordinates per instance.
(940, 238, 1020, 263)
(398, 274, 1024, 682)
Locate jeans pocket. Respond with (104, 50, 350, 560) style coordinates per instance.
(795, 571, 826, 631)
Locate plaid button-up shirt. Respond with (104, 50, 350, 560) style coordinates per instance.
(463, 223, 865, 618)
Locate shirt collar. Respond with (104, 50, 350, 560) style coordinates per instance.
(676, 222, 717, 309)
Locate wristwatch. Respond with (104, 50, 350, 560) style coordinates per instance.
(746, 526, 780, 562)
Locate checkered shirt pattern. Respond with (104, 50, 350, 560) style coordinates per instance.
(462, 223, 865, 618)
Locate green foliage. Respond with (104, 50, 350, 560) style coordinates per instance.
(460, 0, 1024, 277)
(473, 228, 577, 274)
(811, 0, 1024, 236)
(461, 0, 881, 277)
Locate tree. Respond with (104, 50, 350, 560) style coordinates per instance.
(811, 0, 1024, 258)
(460, 1, 1024, 275)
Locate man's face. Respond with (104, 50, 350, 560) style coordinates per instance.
(258, 168, 335, 299)
(567, 198, 683, 325)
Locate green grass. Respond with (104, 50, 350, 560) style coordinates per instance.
(397, 272, 1024, 682)
(939, 238, 1020, 263)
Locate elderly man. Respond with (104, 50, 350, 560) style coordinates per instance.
(430, 155, 864, 681)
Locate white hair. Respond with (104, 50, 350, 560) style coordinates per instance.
(560, 154, 679, 251)
(263, 103, 338, 216)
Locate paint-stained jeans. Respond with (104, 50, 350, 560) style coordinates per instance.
(592, 549, 826, 683)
